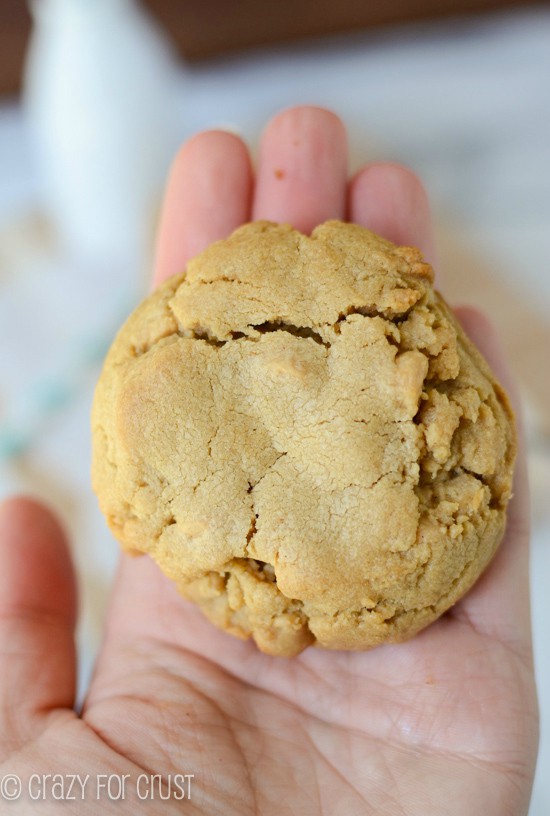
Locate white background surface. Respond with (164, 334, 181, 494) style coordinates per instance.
(0, 5, 549, 812)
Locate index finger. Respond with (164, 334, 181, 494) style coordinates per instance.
(153, 130, 253, 287)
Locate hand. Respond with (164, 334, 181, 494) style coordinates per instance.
(0, 106, 538, 814)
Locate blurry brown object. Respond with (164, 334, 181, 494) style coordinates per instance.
(0, 1, 31, 95)
(0, 0, 540, 94)
(143, 0, 540, 59)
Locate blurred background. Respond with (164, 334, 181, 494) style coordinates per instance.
(0, 1, 549, 810)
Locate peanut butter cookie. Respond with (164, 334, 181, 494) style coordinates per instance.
(92, 221, 516, 656)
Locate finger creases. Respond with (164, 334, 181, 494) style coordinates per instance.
(252, 106, 348, 233)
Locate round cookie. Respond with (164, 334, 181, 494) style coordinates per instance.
(92, 221, 516, 656)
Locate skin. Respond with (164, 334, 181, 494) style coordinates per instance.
(0, 106, 538, 814)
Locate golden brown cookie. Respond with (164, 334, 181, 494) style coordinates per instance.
(92, 221, 516, 656)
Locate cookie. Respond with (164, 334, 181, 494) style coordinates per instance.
(92, 221, 516, 656)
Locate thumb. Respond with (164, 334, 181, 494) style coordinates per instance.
(0, 497, 77, 761)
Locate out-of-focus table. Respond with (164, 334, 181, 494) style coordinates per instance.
(1, 7, 549, 812)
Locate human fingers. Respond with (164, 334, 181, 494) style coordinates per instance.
(93, 107, 348, 686)
(153, 130, 253, 286)
(0, 497, 77, 761)
(348, 162, 436, 266)
(101, 124, 454, 669)
(252, 106, 347, 232)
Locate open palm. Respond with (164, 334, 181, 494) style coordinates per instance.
(0, 107, 537, 815)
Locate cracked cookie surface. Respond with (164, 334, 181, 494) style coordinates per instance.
(92, 220, 516, 656)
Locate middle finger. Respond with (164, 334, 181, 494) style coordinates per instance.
(252, 106, 348, 232)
